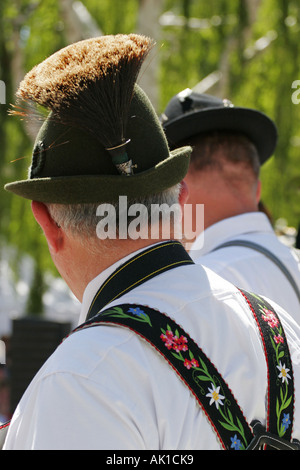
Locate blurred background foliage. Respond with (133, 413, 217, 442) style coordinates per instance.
(0, 0, 300, 315)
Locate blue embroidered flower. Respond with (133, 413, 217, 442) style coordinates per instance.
(282, 413, 291, 431)
(230, 434, 243, 450)
(128, 307, 145, 317)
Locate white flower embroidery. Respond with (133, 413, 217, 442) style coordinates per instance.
(276, 362, 291, 384)
(206, 384, 225, 409)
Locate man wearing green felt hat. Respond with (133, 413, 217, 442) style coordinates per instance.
(3, 34, 300, 450)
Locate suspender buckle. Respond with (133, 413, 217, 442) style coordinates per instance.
(246, 420, 300, 450)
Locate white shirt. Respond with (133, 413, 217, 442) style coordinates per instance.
(189, 212, 300, 324)
(4, 243, 300, 450)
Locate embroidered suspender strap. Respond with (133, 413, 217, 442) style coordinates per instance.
(72, 303, 254, 450)
(213, 240, 300, 303)
(238, 289, 295, 444)
(72, 294, 300, 450)
(87, 241, 194, 320)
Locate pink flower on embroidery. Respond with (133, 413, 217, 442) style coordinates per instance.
(173, 335, 188, 352)
(262, 308, 279, 329)
(184, 359, 193, 369)
(161, 329, 189, 352)
(160, 331, 174, 350)
(274, 334, 284, 344)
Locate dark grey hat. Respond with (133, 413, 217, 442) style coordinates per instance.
(160, 88, 278, 164)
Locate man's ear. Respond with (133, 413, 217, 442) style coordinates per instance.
(31, 201, 63, 254)
(256, 180, 262, 204)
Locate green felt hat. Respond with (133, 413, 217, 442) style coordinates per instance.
(5, 35, 191, 204)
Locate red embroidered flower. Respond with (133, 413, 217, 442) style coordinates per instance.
(274, 334, 284, 344)
(183, 358, 199, 369)
(262, 308, 279, 329)
(184, 359, 193, 369)
(161, 329, 189, 352)
(173, 335, 188, 352)
(191, 358, 199, 367)
(160, 332, 174, 350)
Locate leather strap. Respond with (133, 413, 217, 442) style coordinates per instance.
(213, 240, 300, 303)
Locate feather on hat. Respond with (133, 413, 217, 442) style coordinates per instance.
(5, 34, 191, 203)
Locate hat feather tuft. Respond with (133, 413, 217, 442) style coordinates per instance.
(14, 34, 154, 150)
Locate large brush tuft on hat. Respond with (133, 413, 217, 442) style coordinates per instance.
(14, 34, 154, 175)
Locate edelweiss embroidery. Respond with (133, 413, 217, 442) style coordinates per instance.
(71, 292, 296, 450)
(239, 290, 294, 441)
(158, 323, 250, 449)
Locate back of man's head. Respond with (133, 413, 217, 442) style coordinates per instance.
(182, 130, 260, 178)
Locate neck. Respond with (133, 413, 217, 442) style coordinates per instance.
(183, 169, 259, 243)
(53, 236, 172, 302)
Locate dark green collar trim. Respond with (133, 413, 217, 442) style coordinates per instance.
(87, 241, 194, 320)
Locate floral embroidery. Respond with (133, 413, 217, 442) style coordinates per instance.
(262, 308, 279, 329)
(274, 334, 284, 344)
(159, 324, 249, 449)
(250, 293, 293, 439)
(184, 358, 199, 369)
(100, 306, 152, 326)
(92, 297, 293, 449)
(277, 362, 291, 384)
(128, 307, 146, 317)
(160, 328, 188, 353)
(206, 384, 225, 409)
(282, 413, 291, 431)
(230, 434, 243, 450)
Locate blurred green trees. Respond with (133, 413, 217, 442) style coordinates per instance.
(0, 0, 299, 314)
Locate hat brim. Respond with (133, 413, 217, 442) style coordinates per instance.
(163, 107, 277, 165)
(4, 146, 191, 204)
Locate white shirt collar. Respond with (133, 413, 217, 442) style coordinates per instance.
(189, 212, 274, 257)
(78, 242, 166, 325)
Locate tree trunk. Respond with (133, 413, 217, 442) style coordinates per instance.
(136, 0, 164, 110)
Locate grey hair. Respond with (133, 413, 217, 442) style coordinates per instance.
(46, 183, 182, 241)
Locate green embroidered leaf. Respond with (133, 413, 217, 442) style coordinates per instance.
(276, 398, 280, 416)
(270, 336, 276, 350)
(199, 357, 209, 374)
(171, 351, 183, 361)
(101, 307, 123, 316)
(278, 423, 285, 438)
(227, 407, 233, 423)
(278, 350, 285, 359)
(280, 386, 284, 402)
(236, 416, 246, 437)
(219, 421, 239, 432)
(196, 374, 212, 382)
(251, 293, 264, 303)
(175, 329, 180, 338)
(111, 307, 123, 314)
(281, 395, 292, 410)
(189, 350, 194, 360)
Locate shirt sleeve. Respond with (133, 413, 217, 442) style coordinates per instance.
(4, 371, 153, 450)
